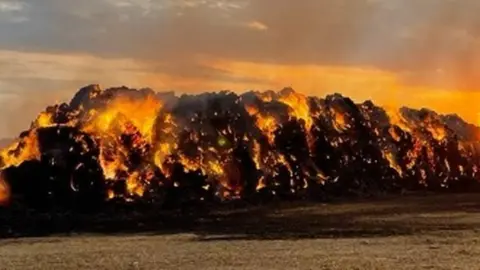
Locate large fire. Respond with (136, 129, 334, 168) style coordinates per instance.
(1, 85, 479, 210)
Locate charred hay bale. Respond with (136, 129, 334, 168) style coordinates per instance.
(69, 84, 102, 110)
(232, 143, 260, 198)
(4, 85, 480, 217)
(3, 160, 52, 210)
(310, 125, 338, 176)
(0, 126, 107, 211)
(36, 126, 107, 210)
(160, 161, 212, 210)
(273, 119, 310, 192)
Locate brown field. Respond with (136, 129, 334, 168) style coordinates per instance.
(2, 194, 480, 269)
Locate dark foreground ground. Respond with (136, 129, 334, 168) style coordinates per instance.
(2, 193, 480, 269)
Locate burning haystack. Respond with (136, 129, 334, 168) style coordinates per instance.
(0, 84, 479, 211)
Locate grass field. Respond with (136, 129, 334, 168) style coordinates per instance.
(2, 193, 480, 269)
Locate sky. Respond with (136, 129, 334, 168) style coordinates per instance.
(0, 0, 480, 137)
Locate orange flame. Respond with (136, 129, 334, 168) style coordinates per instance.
(35, 111, 55, 128)
(0, 130, 40, 169)
(277, 90, 313, 130)
(0, 174, 11, 206)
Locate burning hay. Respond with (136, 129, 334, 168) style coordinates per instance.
(1, 84, 480, 211)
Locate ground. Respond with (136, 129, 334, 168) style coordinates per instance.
(2, 193, 480, 269)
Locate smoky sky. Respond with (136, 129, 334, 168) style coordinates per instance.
(2, 0, 480, 82)
(0, 0, 479, 137)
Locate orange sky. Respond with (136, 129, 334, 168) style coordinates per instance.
(0, 50, 479, 138)
(141, 57, 480, 125)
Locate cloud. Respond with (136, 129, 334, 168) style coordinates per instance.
(0, 0, 474, 76)
(1, 1, 479, 87)
(0, 1, 29, 23)
(245, 20, 268, 31)
(0, 1, 26, 12)
(105, 0, 247, 12)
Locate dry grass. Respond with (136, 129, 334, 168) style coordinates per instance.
(2, 194, 480, 269)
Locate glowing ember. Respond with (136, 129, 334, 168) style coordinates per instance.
(0, 174, 10, 206)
